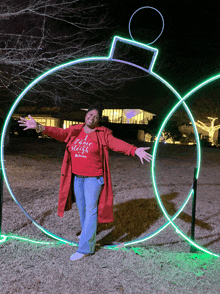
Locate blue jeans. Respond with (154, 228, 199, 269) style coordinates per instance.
(74, 175, 104, 254)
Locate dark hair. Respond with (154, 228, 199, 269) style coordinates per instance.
(86, 102, 104, 121)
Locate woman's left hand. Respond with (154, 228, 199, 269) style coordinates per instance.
(135, 147, 152, 164)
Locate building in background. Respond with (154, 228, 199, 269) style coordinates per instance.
(12, 107, 155, 142)
(12, 107, 85, 129)
(11, 107, 220, 145)
(100, 109, 154, 125)
(13, 107, 154, 127)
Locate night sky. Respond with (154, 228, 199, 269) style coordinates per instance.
(2, 0, 220, 119)
(92, 0, 220, 118)
(103, 0, 220, 92)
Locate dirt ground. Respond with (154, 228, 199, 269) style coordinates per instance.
(1, 136, 220, 294)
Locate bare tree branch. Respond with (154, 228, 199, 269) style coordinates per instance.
(0, 0, 154, 116)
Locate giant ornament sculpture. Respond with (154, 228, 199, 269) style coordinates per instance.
(1, 7, 219, 257)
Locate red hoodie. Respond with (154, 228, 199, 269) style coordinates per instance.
(42, 123, 138, 223)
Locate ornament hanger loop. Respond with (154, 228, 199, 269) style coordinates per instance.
(128, 6, 164, 45)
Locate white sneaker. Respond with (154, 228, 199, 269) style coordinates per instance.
(70, 252, 87, 261)
(78, 234, 81, 239)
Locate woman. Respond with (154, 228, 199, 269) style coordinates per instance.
(18, 103, 152, 261)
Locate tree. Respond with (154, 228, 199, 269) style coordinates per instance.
(195, 117, 220, 146)
(146, 116, 182, 143)
(0, 0, 146, 115)
(187, 89, 220, 145)
(163, 121, 183, 143)
(190, 91, 220, 121)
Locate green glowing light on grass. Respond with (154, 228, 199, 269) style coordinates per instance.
(0, 235, 7, 243)
(0, 36, 219, 256)
(0, 234, 71, 246)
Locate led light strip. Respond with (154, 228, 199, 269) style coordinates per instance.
(1, 36, 219, 256)
(0, 234, 66, 245)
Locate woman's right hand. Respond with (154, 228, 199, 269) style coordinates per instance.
(18, 115, 37, 131)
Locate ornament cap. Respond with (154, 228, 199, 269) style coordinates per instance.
(108, 36, 158, 73)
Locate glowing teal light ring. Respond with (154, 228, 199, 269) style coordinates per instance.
(128, 6, 165, 45)
(1, 52, 194, 248)
(1, 36, 217, 255)
(0, 233, 64, 245)
(1, 37, 198, 249)
(151, 74, 220, 257)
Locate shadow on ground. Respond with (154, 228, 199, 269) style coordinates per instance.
(89, 192, 213, 246)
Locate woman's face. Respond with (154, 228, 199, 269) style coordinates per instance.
(85, 109, 100, 128)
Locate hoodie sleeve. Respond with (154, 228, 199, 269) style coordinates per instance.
(106, 130, 138, 156)
(42, 126, 72, 142)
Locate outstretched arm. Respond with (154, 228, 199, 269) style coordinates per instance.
(18, 114, 70, 142)
(106, 131, 152, 163)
